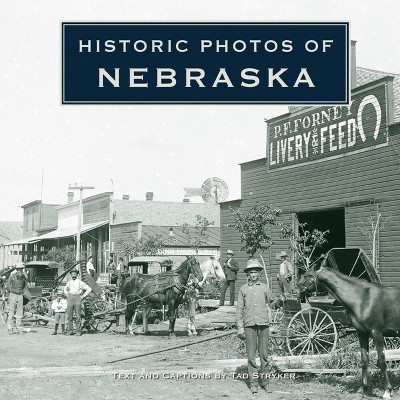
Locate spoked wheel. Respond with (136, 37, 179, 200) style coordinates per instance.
(92, 300, 112, 313)
(95, 318, 113, 332)
(269, 308, 285, 354)
(1, 298, 9, 326)
(90, 300, 113, 332)
(287, 306, 338, 355)
(383, 337, 400, 350)
(33, 297, 50, 325)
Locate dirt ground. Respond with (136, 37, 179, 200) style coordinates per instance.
(1, 320, 400, 400)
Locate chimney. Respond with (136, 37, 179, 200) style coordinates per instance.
(67, 192, 74, 204)
(146, 192, 154, 201)
(183, 199, 190, 203)
(122, 194, 130, 200)
(351, 40, 357, 90)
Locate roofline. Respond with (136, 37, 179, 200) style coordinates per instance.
(141, 224, 219, 228)
(56, 191, 113, 210)
(239, 157, 266, 166)
(356, 66, 400, 78)
(219, 198, 242, 205)
(114, 199, 219, 206)
(20, 200, 41, 208)
(110, 220, 142, 227)
(266, 66, 399, 124)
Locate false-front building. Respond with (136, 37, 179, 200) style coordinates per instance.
(221, 66, 400, 294)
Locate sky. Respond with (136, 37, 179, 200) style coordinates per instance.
(1, 0, 399, 221)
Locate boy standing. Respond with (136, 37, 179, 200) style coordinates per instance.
(236, 258, 272, 394)
(51, 291, 67, 335)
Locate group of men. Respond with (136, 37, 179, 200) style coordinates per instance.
(4, 254, 129, 336)
(4, 261, 93, 335)
(5, 249, 295, 394)
(107, 256, 127, 285)
(219, 249, 294, 306)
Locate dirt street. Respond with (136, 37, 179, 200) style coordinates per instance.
(0, 322, 398, 400)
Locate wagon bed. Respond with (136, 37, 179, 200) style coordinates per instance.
(269, 247, 381, 355)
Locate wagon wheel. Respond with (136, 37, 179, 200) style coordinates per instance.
(91, 300, 113, 332)
(286, 306, 338, 355)
(92, 300, 112, 313)
(383, 337, 400, 350)
(269, 308, 285, 354)
(95, 317, 113, 332)
(33, 297, 50, 325)
(1, 298, 9, 326)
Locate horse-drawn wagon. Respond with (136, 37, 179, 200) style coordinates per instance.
(269, 247, 384, 356)
(80, 256, 201, 334)
(1, 260, 84, 326)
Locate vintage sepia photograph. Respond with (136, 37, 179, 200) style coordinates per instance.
(1, 1, 399, 399)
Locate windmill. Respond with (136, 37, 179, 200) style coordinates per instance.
(184, 177, 229, 204)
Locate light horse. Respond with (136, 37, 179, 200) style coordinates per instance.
(298, 256, 399, 399)
(122, 256, 203, 337)
(198, 257, 226, 287)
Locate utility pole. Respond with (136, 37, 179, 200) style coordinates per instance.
(68, 183, 95, 261)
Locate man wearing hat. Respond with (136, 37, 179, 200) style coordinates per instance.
(6, 262, 27, 334)
(236, 258, 272, 394)
(277, 251, 295, 295)
(63, 268, 92, 335)
(219, 250, 240, 306)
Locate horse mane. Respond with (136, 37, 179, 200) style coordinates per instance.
(321, 265, 382, 289)
(163, 258, 193, 275)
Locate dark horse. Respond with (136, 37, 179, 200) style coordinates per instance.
(122, 256, 203, 337)
(298, 256, 399, 399)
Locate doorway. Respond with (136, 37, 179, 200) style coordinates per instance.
(296, 208, 345, 258)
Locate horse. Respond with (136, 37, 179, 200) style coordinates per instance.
(122, 256, 203, 337)
(199, 257, 225, 286)
(297, 256, 399, 399)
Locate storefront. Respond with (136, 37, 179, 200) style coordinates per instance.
(221, 68, 400, 294)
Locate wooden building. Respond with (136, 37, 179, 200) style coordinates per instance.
(221, 66, 400, 295)
(11, 191, 220, 275)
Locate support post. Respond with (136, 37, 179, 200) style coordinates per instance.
(68, 184, 95, 262)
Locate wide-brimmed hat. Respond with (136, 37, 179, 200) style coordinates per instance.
(226, 250, 234, 256)
(243, 258, 263, 273)
(279, 251, 289, 258)
(15, 262, 25, 269)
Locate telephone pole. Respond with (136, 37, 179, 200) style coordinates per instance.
(68, 183, 95, 261)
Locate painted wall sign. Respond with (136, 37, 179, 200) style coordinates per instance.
(267, 81, 389, 170)
(62, 22, 349, 104)
(158, 248, 219, 256)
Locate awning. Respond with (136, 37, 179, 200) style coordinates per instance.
(128, 256, 172, 265)
(4, 236, 39, 246)
(33, 220, 109, 241)
(25, 261, 60, 269)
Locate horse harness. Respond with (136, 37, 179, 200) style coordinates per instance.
(299, 267, 324, 295)
(125, 274, 189, 307)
